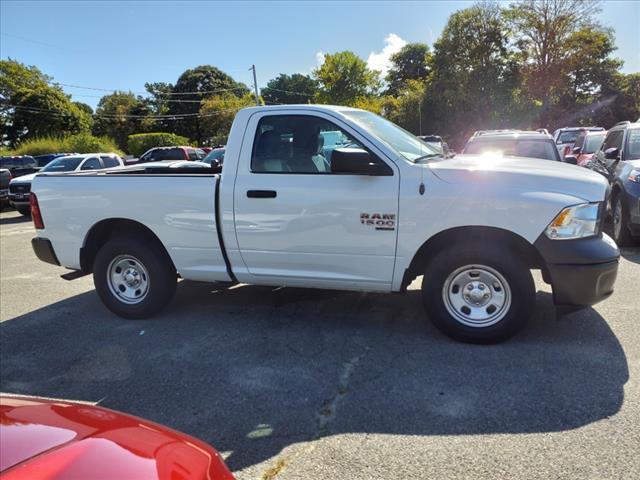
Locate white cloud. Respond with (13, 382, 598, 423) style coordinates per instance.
(367, 33, 407, 76)
(315, 51, 326, 66)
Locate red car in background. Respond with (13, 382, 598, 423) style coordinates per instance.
(571, 130, 607, 166)
(0, 395, 234, 480)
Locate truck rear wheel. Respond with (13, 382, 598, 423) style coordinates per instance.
(93, 236, 177, 319)
(422, 245, 535, 344)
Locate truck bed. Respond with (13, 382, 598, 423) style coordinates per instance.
(32, 172, 231, 283)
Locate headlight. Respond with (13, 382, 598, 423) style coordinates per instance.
(628, 169, 640, 183)
(545, 203, 601, 240)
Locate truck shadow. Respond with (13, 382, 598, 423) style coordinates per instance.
(0, 213, 30, 225)
(0, 282, 629, 474)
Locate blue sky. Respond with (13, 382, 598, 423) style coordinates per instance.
(1, 0, 638, 108)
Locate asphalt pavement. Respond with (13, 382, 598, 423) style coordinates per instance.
(1, 207, 639, 479)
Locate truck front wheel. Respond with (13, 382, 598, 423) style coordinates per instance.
(422, 245, 535, 344)
(93, 236, 177, 319)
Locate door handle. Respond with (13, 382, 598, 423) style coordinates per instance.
(247, 190, 277, 198)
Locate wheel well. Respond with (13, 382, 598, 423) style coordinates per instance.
(80, 218, 175, 273)
(401, 226, 547, 291)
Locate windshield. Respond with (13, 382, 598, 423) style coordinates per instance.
(558, 131, 580, 144)
(464, 139, 558, 161)
(627, 129, 640, 160)
(584, 134, 606, 154)
(203, 148, 225, 164)
(341, 110, 439, 161)
(40, 156, 83, 172)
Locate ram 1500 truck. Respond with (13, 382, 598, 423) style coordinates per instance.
(29, 105, 620, 343)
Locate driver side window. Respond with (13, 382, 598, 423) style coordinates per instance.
(251, 115, 372, 174)
(80, 157, 102, 170)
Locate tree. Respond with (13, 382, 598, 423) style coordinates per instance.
(422, 3, 520, 146)
(313, 51, 381, 105)
(550, 27, 623, 127)
(73, 101, 94, 116)
(92, 91, 153, 150)
(505, 0, 603, 126)
(199, 93, 256, 145)
(166, 65, 249, 144)
(386, 43, 431, 96)
(0, 59, 92, 146)
(261, 73, 318, 104)
(385, 80, 426, 134)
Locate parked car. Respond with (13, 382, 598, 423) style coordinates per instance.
(29, 105, 619, 344)
(0, 169, 11, 207)
(33, 152, 75, 168)
(552, 126, 604, 158)
(0, 394, 234, 480)
(9, 153, 124, 216)
(462, 131, 561, 161)
(0, 156, 38, 178)
(138, 146, 207, 163)
(563, 130, 607, 166)
(591, 121, 640, 246)
(202, 147, 226, 167)
(418, 135, 452, 157)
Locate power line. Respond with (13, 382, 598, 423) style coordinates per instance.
(262, 86, 315, 97)
(56, 82, 249, 97)
(6, 104, 249, 120)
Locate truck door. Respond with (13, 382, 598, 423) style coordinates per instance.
(232, 112, 400, 291)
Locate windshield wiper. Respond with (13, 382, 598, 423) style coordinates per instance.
(413, 153, 442, 163)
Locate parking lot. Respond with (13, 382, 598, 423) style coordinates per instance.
(1, 206, 639, 479)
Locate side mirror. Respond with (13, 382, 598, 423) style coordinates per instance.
(331, 148, 391, 176)
(604, 147, 619, 160)
(563, 155, 578, 165)
(572, 146, 581, 154)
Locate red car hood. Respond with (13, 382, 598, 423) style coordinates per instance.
(0, 395, 234, 480)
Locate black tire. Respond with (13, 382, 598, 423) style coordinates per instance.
(93, 235, 176, 319)
(422, 244, 535, 344)
(16, 206, 31, 216)
(611, 192, 637, 247)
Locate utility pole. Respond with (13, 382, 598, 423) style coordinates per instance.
(418, 101, 423, 136)
(250, 64, 260, 106)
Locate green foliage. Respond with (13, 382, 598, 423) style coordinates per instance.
(386, 43, 431, 95)
(505, 0, 604, 125)
(92, 91, 153, 150)
(384, 80, 426, 134)
(314, 51, 381, 105)
(422, 2, 519, 145)
(10, 133, 122, 156)
(1, 59, 93, 147)
(199, 93, 256, 146)
(261, 73, 318, 104)
(165, 65, 249, 144)
(126, 132, 191, 157)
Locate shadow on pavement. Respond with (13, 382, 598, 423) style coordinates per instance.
(0, 213, 30, 225)
(0, 281, 629, 473)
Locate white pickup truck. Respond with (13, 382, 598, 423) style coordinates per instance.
(30, 105, 620, 343)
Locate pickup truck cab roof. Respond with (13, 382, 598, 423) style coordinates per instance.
(29, 104, 619, 344)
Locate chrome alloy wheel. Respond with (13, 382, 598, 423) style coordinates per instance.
(442, 264, 512, 327)
(107, 255, 150, 304)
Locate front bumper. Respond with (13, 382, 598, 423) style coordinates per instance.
(534, 233, 619, 307)
(32, 237, 60, 266)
